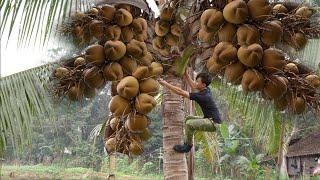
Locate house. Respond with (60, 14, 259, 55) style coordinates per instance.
(286, 132, 320, 177)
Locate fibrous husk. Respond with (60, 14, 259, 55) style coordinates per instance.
(129, 141, 144, 155)
(117, 76, 139, 99)
(200, 9, 224, 32)
(295, 6, 313, 18)
(89, 20, 104, 40)
(224, 61, 245, 84)
(109, 95, 132, 117)
(121, 26, 134, 42)
(291, 96, 306, 114)
(160, 7, 174, 21)
(103, 62, 123, 81)
(119, 56, 138, 75)
(134, 31, 148, 42)
(155, 20, 170, 37)
(165, 33, 179, 46)
(126, 113, 148, 132)
(290, 32, 308, 50)
(213, 42, 238, 65)
(104, 40, 126, 61)
(115, 4, 131, 12)
(263, 75, 287, 99)
(139, 128, 152, 141)
(139, 78, 160, 96)
(198, 28, 215, 43)
(132, 18, 148, 33)
(272, 4, 288, 14)
(68, 85, 83, 101)
(237, 43, 263, 67)
(135, 93, 156, 114)
(247, 0, 271, 21)
(139, 52, 153, 66)
(74, 26, 83, 38)
(74, 57, 86, 67)
(241, 69, 265, 92)
(274, 96, 288, 111)
(85, 44, 105, 65)
(261, 21, 283, 46)
(262, 48, 286, 73)
(132, 66, 149, 80)
(111, 81, 119, 96)
(284, 63, 299, 74)
(218, 23, 237, 42)
(171, 23, 182, 37)
(54, 67, 69, 79)
(114, 8, 133, 27)
(110, 117, 121, 130)
(126, 39, 147, 58)
(105, 137, 116, 153)
(149, 62, 163, 77)
(223, 0, 248, 24)
(305, 75, 320, 88)
(237, 24, 260, 46)
(207, 56, 225, 75)
(105, 25, 121, 41)
(84, 67, 105, 89)
(100, 5, 116, 22)
(89, 7, 99, 15)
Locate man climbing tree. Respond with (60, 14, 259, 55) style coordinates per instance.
(159, 70, 222, 153)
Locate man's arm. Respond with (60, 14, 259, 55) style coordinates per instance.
(184, 69, 197, 90)
(159, 80, 189, 98)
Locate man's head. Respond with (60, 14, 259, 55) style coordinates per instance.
(195, 73, 212, 90)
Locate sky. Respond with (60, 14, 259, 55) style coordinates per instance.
(0, 0, 159, 77)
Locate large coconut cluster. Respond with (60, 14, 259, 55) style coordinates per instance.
(152, 3, 183, 56)
(53, 3, 163, 156)
(196, 0, 320, 114)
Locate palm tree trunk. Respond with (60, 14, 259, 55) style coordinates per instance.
(162, 73, 188, 179)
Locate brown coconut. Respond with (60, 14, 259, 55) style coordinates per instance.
(262, 48, 286, 73)
(291, 96, 306, 114)
(247, 0, 272, 21)
(149, 62, 163, 77)
(133, 66, 149, 80)
(213, 42, 238, 65)
(89, 7, 99, 15)
(129, 141, 143, 155)
(237, 43, 263, 67)
(117, 76, 139, 99)
(171, 23, 182, 37)
(200, 9, 224, 32)
(261, 21, 283, 46)
(263, 75, 287, 99)
(68, 85, 83, 101)
(241, 69, 265, 92)
(89, 20, 104, 40)
(139, 128, 152, 141)
(105, 25, 121, 41)
(104, 40, 126, 61)
(198, 28, 216, 43)
(272, 4, 288, 14)
(126, 113, 148, 132)
(274, 96, 288, 111)
(218, 23, 237, 42)
(305, 74, 320, 88)
(284, 63, 299, 74)
(83, 85, 96, 98)
(105, 137, 116, 153)
(135, 93, 156, 114)
(110, 117, 121, 130)
(54, 67, 69, 79)
(139, 78, 160, 96)
(84, 67, 105, 89)
(207, 56, 225, 75)
(126, 39, 147, 58)
(115, 4, 131, 12)
(165, 33, 179, 46)
(134, 31, 148, 42)
(291, 32, 308, 50)
(223, 0, 248, 24)
(295, 7, 313, 18)
(119, 56, 138, 75)
(152, 36, 167, 50)
(237, 24, 260, 46)
(132, 18, 148, 33)
(160, 7, 174, 21)
(121, 26, 134, 42)
(224, 61, 246, 84)
(114, 8, 133, 27)
(74, 26, 83, 38)
(109, 95, 132, 117)
(155, 20, 170, 37)
(100, 5, 116, 22)
(85, 44, 105, 65)
(74, 57, 86, 67)
(103, 62, 123, 81)
(139, 52, 153, 66)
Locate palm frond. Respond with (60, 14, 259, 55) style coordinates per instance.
(296, 39, 320, 69)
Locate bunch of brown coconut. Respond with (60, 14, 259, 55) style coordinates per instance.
(197, 0, 320, 114)
(152, 4, 183, 56)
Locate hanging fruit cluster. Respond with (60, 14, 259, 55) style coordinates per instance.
(194, 0, 320, 114)
(52, 2, 163, 156)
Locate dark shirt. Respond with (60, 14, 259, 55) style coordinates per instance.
(189, 87, 222, 124)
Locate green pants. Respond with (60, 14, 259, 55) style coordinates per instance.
(185, 115, 217, 144)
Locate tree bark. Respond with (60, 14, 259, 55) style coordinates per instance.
(162, 73, 188, 179)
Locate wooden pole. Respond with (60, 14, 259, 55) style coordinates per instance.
(108, 154, 116, 180)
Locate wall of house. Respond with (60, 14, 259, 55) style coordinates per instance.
(287, 155, 319, 176)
